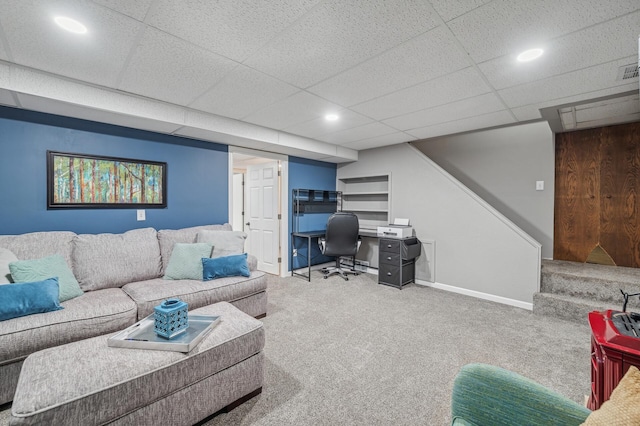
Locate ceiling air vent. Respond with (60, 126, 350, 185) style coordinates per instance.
(617, 63, 639, 81)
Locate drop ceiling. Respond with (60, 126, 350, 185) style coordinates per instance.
(0, 0, 638, 162)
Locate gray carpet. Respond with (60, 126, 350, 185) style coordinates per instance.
(0, 272, 592, 425)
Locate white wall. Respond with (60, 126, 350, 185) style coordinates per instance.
(412, 122, 555, 259)
(338, 143, 541, 308)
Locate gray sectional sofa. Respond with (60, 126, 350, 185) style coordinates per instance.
(0, 223, 267, 405)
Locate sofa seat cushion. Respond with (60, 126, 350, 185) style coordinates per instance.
(122, 271, 267, 320)
(0, 288, 137, 365)
(10, 302, 264, 426)
(72, 228, 162, 291)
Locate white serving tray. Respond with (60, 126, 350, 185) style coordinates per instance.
(107, 314, 221, 353)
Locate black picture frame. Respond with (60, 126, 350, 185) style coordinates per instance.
(47, 151, 167, 209)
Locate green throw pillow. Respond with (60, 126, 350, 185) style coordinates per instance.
(163, 243, 214, 280)
(9, 254, 84, 302)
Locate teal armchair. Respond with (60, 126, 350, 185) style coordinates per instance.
(451, 364, 591, 426)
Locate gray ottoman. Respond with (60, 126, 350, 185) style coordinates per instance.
(10, 302, 264, 425)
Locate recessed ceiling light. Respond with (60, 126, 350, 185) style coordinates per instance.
(54, 16, 88, 34)
(517, 48, 543, 62)
(325, 114, 339, 121)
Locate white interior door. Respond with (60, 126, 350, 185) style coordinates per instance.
(246, 161, 280, 274)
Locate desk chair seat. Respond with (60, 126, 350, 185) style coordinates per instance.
(318, 212, 361, 280)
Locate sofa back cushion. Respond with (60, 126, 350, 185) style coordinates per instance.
(157, 224, 232, 274)
(0, 231, 77, 280)
(72, 228, 162, 291)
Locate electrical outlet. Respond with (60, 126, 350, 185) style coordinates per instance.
(136, 209, 146, 221)
(292, 249, 298, 257)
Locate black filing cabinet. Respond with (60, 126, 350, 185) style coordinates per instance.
(378, 237, 421, 289)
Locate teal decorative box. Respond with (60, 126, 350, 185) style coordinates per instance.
(154, 298, 189, 339)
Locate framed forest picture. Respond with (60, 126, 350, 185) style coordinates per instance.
(47, 151, 167, 209)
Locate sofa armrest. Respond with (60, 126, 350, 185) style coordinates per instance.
(451, 363, 590, 426)
(247, 254, 258, 272)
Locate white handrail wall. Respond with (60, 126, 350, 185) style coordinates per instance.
(338, 143, 541, 309)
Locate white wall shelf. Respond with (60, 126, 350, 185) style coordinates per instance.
(338, 174, 390, 229)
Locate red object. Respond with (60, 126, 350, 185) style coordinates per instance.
(588, 310, 640, 410)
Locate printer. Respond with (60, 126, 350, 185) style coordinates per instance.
(377, 218, 413, 239)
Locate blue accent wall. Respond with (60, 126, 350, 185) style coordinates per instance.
(0, 106, 228, 235)
(288, 156, 337, 270)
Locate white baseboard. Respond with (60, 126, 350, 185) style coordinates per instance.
(414, 279, 533, 311)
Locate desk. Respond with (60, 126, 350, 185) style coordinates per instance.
(291, 229, 380, 281)
(291, 231, 326, 281)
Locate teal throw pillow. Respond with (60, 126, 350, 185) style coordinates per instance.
(9, 254, 83, 302)
(202, 253, 250, 281)
(164, 243, 214, 280)
(0, 278, 63, 321)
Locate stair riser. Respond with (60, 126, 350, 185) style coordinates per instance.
(533, 293, 618, 324)
(541, 272, 640, 308)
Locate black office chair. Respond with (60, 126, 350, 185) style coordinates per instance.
(318, 212, 361, 280)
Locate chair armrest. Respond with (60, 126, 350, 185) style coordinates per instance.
(318, 238, 326, 253)
(451, 363, 590, 426)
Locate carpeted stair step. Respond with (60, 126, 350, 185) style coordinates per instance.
(540, 260, 640, 309)
(533, 292, 622, 324)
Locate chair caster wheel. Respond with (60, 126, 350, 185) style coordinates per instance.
(345, 278, 349, 281)
(323, 276, 328, 279)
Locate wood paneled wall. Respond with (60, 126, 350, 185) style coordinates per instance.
(554, 122, 640, 268)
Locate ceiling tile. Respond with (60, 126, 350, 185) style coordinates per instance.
(498, 56, 638, 108)
(316, 122, 398, 145)
(118, 27, 238, 106)
(242, 91, 342, 130)
(352, 67, 492, 120)
(282, 109, 373, 139)
(0, 0, 143, 87)
(383, 93, 506, 130)
(307, 25, 471, 106)
(145, 0, 320, 62)
(479, 11, 640, 90)
(509, 105, 543, 121)
(189, 65, 298, 120)
(448, 0, 640, 63)
(340, 132, 413, 150)
(91, 0, 154, 21)
(407, 110, 515, 140)
(244, 0, 440, 88)
(429, 0, 492, 22)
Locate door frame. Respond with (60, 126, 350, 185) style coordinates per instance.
(228, 146, 290, 277)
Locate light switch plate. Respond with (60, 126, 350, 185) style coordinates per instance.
(137, 209, 146, 221)
(536, 181, 544, 191)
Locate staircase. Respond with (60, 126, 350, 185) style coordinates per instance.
(534, 260, 640, 323)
